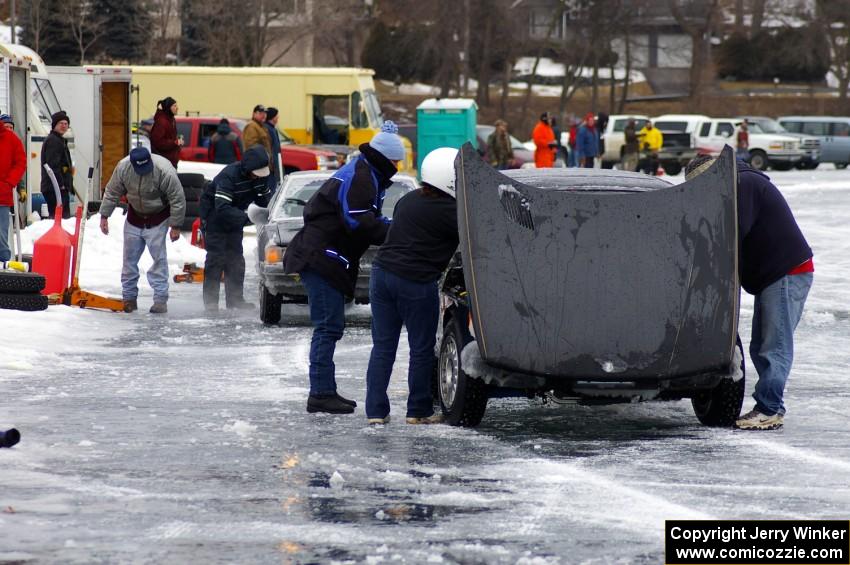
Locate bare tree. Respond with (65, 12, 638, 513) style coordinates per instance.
(668, 0, 721, 110)
(148, 0, 178, 63)
(23, 0, 52, 53)
(817, 0, 850, 110)
(60, 0, 108, 64)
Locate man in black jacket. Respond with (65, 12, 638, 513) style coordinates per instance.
(686, 155, 813, 430)
(283, 121, 405, 414)
(41, 111, 74, 219)
(200, 146, 273, 311)
(365, 147, 460, 425)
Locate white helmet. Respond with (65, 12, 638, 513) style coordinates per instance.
(420, 147, 459, 198)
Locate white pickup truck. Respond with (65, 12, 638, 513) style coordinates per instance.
(694, 118, 806, 171)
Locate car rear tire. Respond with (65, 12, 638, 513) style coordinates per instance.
(691, 339, 745, 426)
(748, 150, 768, 171)
(836, 162, 848, 170)
(259, 280, 282, 325)
(438, 316, 488, 427)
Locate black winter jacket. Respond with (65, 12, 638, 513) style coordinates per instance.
(200, 146, 272, 232)
(737, 162, 812, 294)
(40, 130, 74, 195)
(283, 144, 395, 296)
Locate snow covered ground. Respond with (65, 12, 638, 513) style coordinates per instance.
(1, 166, 849, 563)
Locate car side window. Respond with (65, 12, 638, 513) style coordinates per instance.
(198, 123, 219, 148)
(699, 122, 711, 137)
(781, 121, 801, 133)
(830, 122, 850, 137)
(716, 122, 734, 137)
(802, 122, 827, 136)
(176, 122, 193, 146)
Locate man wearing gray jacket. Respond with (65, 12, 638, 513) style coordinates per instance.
(99, 147, 186, 314)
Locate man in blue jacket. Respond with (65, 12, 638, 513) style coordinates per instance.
(283, 121, 405, 414)
(686, 155, 813, 430)
(200, 146, 273, 311)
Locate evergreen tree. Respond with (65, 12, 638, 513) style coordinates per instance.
(92, 0, 152, 63)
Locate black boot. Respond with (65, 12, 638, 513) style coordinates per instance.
(307, 394, 355, 414)
(335, 393, 357, 407)
(0, 428, 20, 448)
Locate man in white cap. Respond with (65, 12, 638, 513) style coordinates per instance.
(200, 146, 273, 311)
(100, 147, 186, 313)
(284, 120, 405, 414)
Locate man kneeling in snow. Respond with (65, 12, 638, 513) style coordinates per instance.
(99, 147, 186, 314)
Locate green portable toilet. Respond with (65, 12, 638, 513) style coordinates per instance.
(416, 98, 478, 174)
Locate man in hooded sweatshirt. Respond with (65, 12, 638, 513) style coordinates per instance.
(208, 118, 243, 165)
(150, 96, 182, 168)
(41, 111, 74, 219)
(283, 121, 405, 415)
(200, 146, 273, 311)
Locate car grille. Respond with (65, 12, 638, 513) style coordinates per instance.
(801, 138, 820, 150)
(782, 141, 797, 151)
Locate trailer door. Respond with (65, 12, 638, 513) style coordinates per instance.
(101, 81, 129, 198)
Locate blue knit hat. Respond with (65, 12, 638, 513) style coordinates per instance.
(369, 121, 405, 161)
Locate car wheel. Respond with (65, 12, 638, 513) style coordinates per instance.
(438, 316, 488, 427)
(836, 162, 848, 170)
(748, 150, 768, 171)
(771, 162, 793, 171)
(662, 162, 682, 176)
(691, 339, 745, 426)
(259, 280, 282, 325)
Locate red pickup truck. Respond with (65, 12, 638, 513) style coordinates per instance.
(174, 116, 339, 172)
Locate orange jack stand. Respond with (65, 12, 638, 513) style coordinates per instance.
(174, 262, 206, 283)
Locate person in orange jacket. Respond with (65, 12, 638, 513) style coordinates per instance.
(531, 112, 556, 168)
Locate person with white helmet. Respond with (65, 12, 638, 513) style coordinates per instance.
(364, 147, 460, 425)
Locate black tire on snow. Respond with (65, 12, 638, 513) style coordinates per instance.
(259, 281, 282, 325)
(836, 162, 848, 170)
(0, 271, 46, 294)
(691, 339, 746, 426)
(438, 316, 488, 427)
(0, 291, 48, 311)
(178, 172, 206, 188)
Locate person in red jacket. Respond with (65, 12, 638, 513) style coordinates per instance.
(0, 119, 27, 262)
(149, 96, 182, 168)
(531, 112, 556, 168)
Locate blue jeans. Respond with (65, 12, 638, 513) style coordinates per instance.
(567, 147, 578, 168)
(122, 220, 170, 303)
(301, 269, 346, 396)
(750, 272, 813, 416)
(365, 264, 439, 419)
(0, 206, 10, 262)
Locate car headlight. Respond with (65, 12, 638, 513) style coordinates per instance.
(316, 155, 338, 170)
(265, 243, 285, 264)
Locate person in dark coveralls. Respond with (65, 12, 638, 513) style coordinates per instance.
(41, 111, 74, 219)
(685, 155, 813, 430)
(200, 146, 272, 311)
(283, 121, 406, 415)
(365, 147, 460, 425)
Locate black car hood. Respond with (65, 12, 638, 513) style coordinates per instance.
(455, 142, 739, 379)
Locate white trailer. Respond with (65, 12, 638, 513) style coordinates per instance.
(0, 54, 31, 214)
(0, 43, 70, 215)
(47, 66, 131, 205)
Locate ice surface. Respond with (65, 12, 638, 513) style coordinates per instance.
(1, 167, 849, 562)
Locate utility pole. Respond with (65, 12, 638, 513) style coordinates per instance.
(462, 0, 471, 96)
(10, 0, 17, 43)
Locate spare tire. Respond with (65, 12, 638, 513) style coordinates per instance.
(184, 185, 204, 202)
(0, 271, 46, 294)
(178, 172, 206, 189)
(0, 292, 48, 311)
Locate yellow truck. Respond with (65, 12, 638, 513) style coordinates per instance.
(108, 66, 412, 168)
